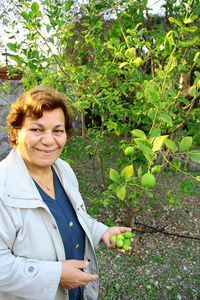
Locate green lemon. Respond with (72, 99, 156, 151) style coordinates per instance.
(141, 173, 156, 189)
(122, 244, 130, 251)
(115, 239, 124, 248)
(109, 235, 116, 243)
(124, 231, 133, 239)
(151, 165, 161, 174)
(123, 239, 131, 246)
(125, 146, 134, 156)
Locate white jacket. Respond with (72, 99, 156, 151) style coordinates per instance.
(0, 148, 108, 300)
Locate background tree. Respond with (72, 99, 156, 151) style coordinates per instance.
(4, 0, 200, 225)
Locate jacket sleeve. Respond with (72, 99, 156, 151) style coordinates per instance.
(0, 200, 62, 300)
(87, 215, 108, 248)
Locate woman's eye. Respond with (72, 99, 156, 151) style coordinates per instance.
(54, 130, 64, 134)
(30, 128, 41, 132)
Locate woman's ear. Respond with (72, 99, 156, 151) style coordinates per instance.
(16, 130, 20, 145)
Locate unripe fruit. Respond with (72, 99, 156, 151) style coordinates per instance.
(123, 239, 131, 246)
(125, 146, 134, 156)
(124, 231, 133, 239)
(116, 234, 125, 240)
(109, 235, 116, 243)
(115, 239, 124, 248)
(141, 173, 156, 189)
(122, 244, 130, 251)
(151, 165, 161, 174)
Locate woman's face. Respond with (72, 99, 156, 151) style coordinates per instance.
(17, 108, 67, 172)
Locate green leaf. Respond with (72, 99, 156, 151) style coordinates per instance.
(158, 114, 172, 126)
(31, 2, 39, 14)
(110, 169, 121, 184)
(194, 52, 200, 62)
(29, 62, 37, 72)
(189, 86, 197, 97)
(131, 129, 146, 138)
(73, 101, 90, 109)
(145, 88, 159, 105)
(116, 185, 126, 200)
(183, 18, 193, 24)
(149, 128, 161, 138)
(188, 151, 200, 163)
(152, 135, 168, 152)
(172, 159, 181, 172)
(165, 139, 175, 153)
(147, 108, 156, 120)
(119, 62, 128, 69)
(48, 37, 54, 44)
(138, 166, 143, 177)
(7, 43, 17, 53)
(145, 190, 154, 198)
(179, 137, 193, 152)
(179, 37, 198, 48)
(105, 121, 117, 130)
(196, 176, 200, 182)
(65, 0, 74, 11)
(184, 26, 198, 32)
(121, 165, 134, 182)
(134, 138, 153, 162)
(169, 17, 182, 27)
(164, 36, 171, 55)
(100, 82, 109, 88)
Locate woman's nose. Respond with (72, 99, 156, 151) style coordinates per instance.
(41, 132, 55, 144)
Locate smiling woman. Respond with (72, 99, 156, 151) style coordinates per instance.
(0, 85, 132, 300)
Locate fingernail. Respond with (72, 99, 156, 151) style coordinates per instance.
(85, 261, 89, 266)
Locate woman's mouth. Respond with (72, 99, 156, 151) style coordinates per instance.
(36, 148, 56, 153)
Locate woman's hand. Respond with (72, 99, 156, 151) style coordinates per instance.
(59, 260, 98, 290)
(101, 227, 133, 254)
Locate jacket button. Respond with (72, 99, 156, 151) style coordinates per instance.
(69, 221, 73, 227)
(28, 266, 35, 273)
(75, 244, 79, 249)
(81, 204, 85, 211)
(63, 290, 68, 295)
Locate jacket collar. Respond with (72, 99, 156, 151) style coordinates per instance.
(3, 148, 47, 208)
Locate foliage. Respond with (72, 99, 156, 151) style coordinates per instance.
(4, 0, 200, 223)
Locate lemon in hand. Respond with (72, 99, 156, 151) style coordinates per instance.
(116, 234, 125, 240)
(122, 244, 130, 251)
(124, 231, 133, 239)
(115, 239, 124, 248)
(109, 235, 116, 243)
(123, 239, 131, 246)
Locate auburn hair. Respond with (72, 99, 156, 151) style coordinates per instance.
(7, 86, 73, 146)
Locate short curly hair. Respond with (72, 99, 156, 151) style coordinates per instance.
(7, 86, 73, 146)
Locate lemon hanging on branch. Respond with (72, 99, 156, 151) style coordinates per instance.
(125, 146, 134, 156)
(151, 165, 161, 174)
(141, 173, 156, 189)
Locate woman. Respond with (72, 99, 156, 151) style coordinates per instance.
(0, 86, 132, 300)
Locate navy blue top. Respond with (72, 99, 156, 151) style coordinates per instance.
(33, 168, 85, 300)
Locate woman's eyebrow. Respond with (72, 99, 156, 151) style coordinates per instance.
(29, 122, 65, 128)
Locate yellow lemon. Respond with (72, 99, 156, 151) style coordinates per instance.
(116, 234, 125, 240)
